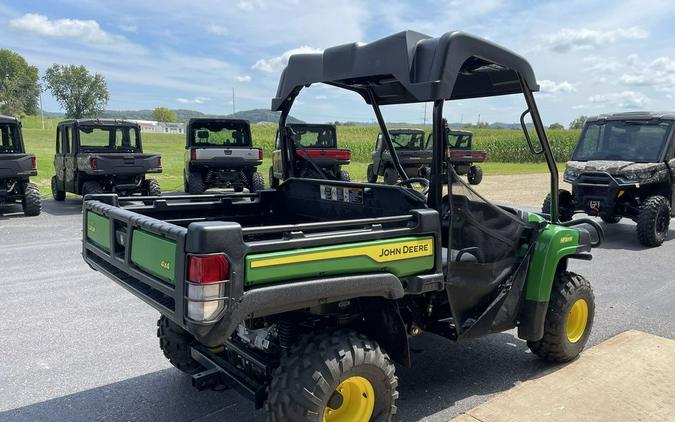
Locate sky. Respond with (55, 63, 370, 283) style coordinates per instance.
(2, 0, 675, 126)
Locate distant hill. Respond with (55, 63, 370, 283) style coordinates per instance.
(41, 108, 304, 124)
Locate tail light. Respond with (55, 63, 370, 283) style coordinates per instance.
(157, 157, 162, 168)
(90, 157, 98, 169)
(186, 254, 230, 321)
(190, 149, 197, 160)
(258, 149, 264, 160)
(31, 157, 36, 170)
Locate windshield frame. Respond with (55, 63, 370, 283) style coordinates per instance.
(572, 119, 674, 163)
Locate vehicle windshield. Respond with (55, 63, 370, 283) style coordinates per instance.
(78, 126, 140, 152)
(191, 121, 251, 147)
(290, 126, 336, 148)
(573, 120, 672, 162)
(385, 131, 427, 150)
(0, 123, 22, 153)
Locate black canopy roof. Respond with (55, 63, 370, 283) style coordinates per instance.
(272, 30, 539, 111)
(0, 115, 20, 124)
(58, 118, 140, 128)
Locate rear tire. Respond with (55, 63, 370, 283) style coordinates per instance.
(187, 172, 205, 194)
(81, 181, 103, 197)
(157, 316, 204, 375)
(21, 182, 41, 216)
(367, 164, 377, 183)
(383, 166, 398, 185)
(249, 171, 265, 192)
(265, 330, 398, 422)
(269, 166, 279, 188)
(468, 165, 483, 185)
(51, 176, 65, 201)
(527, 271, 594, 363)
(636, 195, 671, 247)
(542, 189, 574, 222)
(143, 178, 161, 196)
(339, 170, 351, 182)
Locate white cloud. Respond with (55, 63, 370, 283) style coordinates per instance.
(238, 0, 264, 11)
(252, 46, 323, 73)
(545, 27, 648, 53)
(539, 79, 577, 94)
(236, 75, 252, 82)
(620, 56, 675, 88)
(10, 13, 136, 48)
(314, 95, 328, 100)
(588, 91, 649, 109)
(206, 24, 228, 36)
(176, 97, 210, 104)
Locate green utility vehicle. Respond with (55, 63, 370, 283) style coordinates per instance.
(544, 112, 675, 247)
(82, 31, 603, 422)
(0, 115, 41, 216)
(269, 123, 351, 187)
(184, 118, 265, 194)
(51, 119, 162, 199)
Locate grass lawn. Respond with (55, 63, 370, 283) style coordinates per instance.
(21, 125, 555, 196)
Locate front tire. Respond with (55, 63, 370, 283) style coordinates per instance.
(51, 176, 65, 201)
(157, 316, 203, 375)
(468, 165, 483, 185)
(265, 330, 398, 422)
(542, 189, 574, 222)
(528, 271, 594, 363)
(601, 214, 621, 224)
(636, 195, 670, 247)
(21, 182, 42, 216)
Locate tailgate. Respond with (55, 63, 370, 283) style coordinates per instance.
(83, 199, 187, 317)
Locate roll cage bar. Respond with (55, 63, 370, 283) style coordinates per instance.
(272, 30, 560, 221)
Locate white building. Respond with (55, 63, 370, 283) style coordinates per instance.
(130, 120, 185, 134)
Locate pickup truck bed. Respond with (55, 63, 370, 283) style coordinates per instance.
(82, 178, 443, 347)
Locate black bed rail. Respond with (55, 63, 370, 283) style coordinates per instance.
(242, 214, 413, 236)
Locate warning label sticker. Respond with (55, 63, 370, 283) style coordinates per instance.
(319, 185, 364, 205)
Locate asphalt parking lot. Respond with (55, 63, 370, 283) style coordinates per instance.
(0, 198, 674, 422)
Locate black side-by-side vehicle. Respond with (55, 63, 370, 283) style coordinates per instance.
(0, 115, 41, 216)
(545, 111, 675, 247)
(51, 119, 162, 199)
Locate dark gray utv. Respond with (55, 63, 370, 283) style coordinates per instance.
(0, 115, 41, 216)
(367, 128, 431, 184)
(183, 118, 264, 194)
(544, 111, 675, 247)
(51, 119, 162, 200)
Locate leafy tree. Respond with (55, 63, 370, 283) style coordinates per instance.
(569, 116, 587, 130)
(43, 64, 109, 118)
(0, 49, 40, 116)
(153, 107, 177, 122)
(549, 122, 564, 130)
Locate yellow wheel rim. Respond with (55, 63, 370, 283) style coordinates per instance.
(566, 299, 589, 343)
(323, 376, 375, 422)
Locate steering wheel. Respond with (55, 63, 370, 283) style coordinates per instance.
(396, 177, 430, 195)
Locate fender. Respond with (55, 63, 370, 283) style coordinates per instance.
(518, 222, 592, 341)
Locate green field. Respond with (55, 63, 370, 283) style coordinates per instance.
(19, 116, 575, 194)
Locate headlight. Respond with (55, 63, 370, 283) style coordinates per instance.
(563, 167, 581, 181)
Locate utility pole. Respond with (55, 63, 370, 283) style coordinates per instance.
(477, 113, 481, 125)
(39, 90, 45, 129)
(232, 88, 235, 114)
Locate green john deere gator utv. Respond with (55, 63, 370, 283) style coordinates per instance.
(81, 30, 603, 422)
